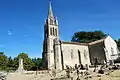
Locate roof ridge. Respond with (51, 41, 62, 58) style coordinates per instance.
(88, 38, 106, 45)
(60, 37, 107, 46)
(61, 41, 88, 46)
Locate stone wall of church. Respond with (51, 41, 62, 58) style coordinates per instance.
(89, 41, 106, 65)
(104, 36, 118, 61)
(46, 38, 55, 70)
(61, 43, 90, 69)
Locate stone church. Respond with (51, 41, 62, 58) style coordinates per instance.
(42, 2, 119, 71)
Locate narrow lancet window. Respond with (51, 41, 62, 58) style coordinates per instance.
(50, 28, 52, 35)
(78, 50, 81, 64)
(55, 29, 57, 36)
(53, 27, 54, 35)
(111, 47, 114, 55)
(84, 50, 87, 60)
(71, 49, 73, 59)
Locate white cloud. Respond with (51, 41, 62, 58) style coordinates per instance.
(8, 30, 12, 36)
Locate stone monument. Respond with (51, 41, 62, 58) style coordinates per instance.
(85, 64, 89, 70)
(16, 58, 25, 73)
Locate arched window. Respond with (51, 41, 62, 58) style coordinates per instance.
(71, 49, 73, 59)
(78, 50, 81, 64)
(50, 28, 52, 35)
(50, 19, 54, 25)
(53, 27, 54, 35)
(55, 29, 57, 36)
(84, 50, 87, 60)
(111, 47, 114, 55)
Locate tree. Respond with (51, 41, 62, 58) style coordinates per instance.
(15, 53, 34, 70)
(71, 31, 107, 43)
(0, 52, 8, 70)
(6, 57, 16, 70)
(31, 58, 43, 70)
(0, 52, 43, 71)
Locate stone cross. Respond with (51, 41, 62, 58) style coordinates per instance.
(85, 64, 89, 70)
(16, 58, 25, 73)
(19, 58, 24, 70)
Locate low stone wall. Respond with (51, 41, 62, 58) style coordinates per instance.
(24, 70, 49, 75)
(51, 77, 73, 80)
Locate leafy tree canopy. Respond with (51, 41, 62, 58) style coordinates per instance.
(31, 58, 43, 70)
(71, 31, 107, 43)
(0, 52, 7, 70)
(0, 52, 43, 71)
(15, 53, 34, 70)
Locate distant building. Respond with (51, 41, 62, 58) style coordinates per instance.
(42, 1, 119, 70)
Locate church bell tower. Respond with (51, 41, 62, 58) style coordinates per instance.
(42, 1, 59, 70)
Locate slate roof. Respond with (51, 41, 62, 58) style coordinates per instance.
(60, 37, 107, 46)
(61, 41, 88, 46)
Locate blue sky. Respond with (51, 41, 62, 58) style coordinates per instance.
(0, 0, 120, 58)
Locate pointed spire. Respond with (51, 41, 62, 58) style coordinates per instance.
(48, 0, 54, 19)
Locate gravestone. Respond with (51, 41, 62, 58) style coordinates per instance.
(85, 64, 89, 70)
(16, 58, 25, 74)
(109, 60, 114, 65)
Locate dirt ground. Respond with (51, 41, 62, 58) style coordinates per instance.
(6, 70, 120, 80)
